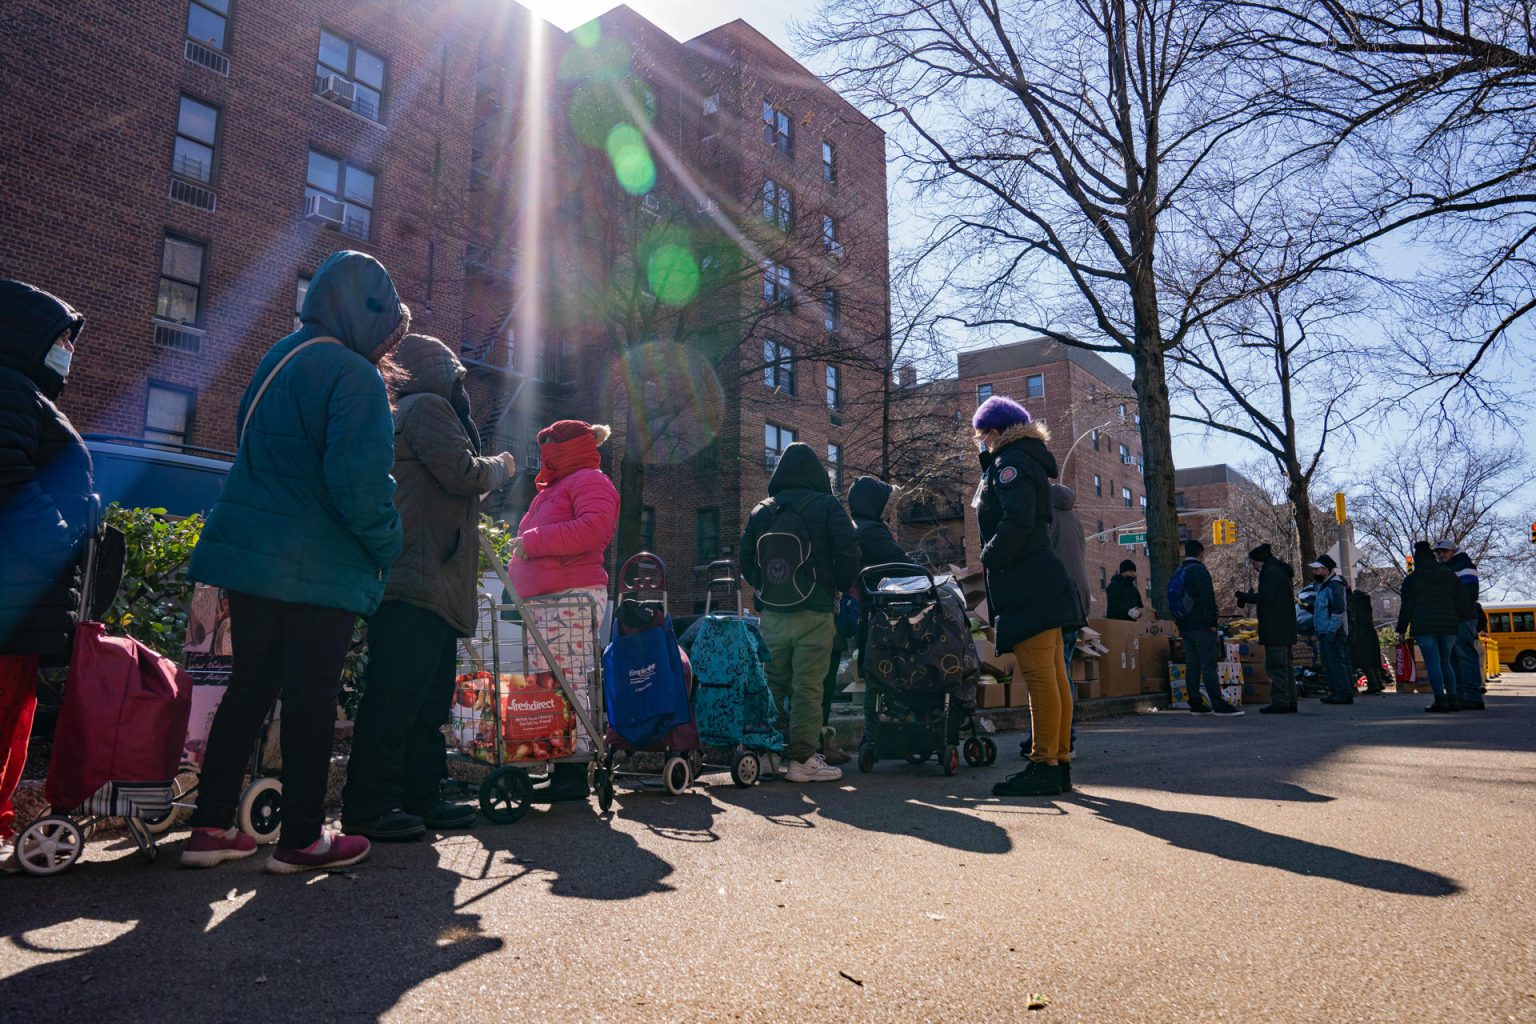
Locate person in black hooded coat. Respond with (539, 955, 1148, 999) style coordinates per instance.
(0, 280, 91, 851)
(1236, 543, 1298, 712)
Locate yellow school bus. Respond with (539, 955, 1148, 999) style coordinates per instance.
(1484, 602, 1536, 673)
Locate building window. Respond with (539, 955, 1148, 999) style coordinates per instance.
(1089, 382, 1098, 400)
(1119, 443, 1131, 465)
(1140, 495, 1148, 511)
(186, 0, 229, 50)
(145, 382, 195, 445)
(762, 100, 792, 155)
(316, 29, 386, 122)
(977, 383, 993, 403)
(697, 508, 721, 564)
(156, 235, 206, 326)
(702, 92, 720, 117)
(1025, 372, 1044, 399)
(1091, 428, 1100, 451)
(641, 506, 655, 552)
(822, 141, 836, 183)
(764, 422, 797, 470)
(762, 179, 793, 231)
(1118, 402, 1127, 419)
(1097, 518, 1105, 543)
(172, 95, 219, 184)
(1093, 474, 1102, 497)
(823, 289, 839, 334)
(294, 274, 310, 330)
(764, 338, 795, 394)
(306, 148, 374, 239)
(1099, 566, 1108, 587)
(694, 443, 718, 475)
(827, 443, 842, 492)
(762, 261, 793, 308)
(826, 364, 841, 410)
(1122, 487, 1133, 509)
(822, 215, 842, 257)
(1175, 491, 1187, 509)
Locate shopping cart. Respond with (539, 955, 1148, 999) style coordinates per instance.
(449, 535, 612, 822)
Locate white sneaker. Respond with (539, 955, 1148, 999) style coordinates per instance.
(786, 753, 843, 783)
(0, 838, 17, 875)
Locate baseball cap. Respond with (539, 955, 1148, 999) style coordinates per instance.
(1432, 539, 1456, 552)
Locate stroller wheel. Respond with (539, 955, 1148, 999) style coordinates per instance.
(596, 770, 615, 813)
(16, 816, 84, 876)
(663, 756, 692, 796)
(962, 737, 984, 766)
(480, 767, 532, 824)
(942, 744, 960, 777)
(981, 737, 998, 766)
(238, 777, 283, 845)
(142, 765, 200, 836)
(857, 744, 875, 774)
(730, 751, 761, 788)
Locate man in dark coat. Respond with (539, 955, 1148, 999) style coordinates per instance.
(0, 280, 91, 856)
(1106, 560, 1144, 620)
(1435, 539, 1486, 708)
(1349, 589, 1388, 695)
(1175, 539, 1241, 715)
(740, 443, 861, 783)
(1236, 543, 1298, 713)
(1397, 540, 1467, 712)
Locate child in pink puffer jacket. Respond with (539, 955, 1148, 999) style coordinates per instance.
(508, 420, 619, 802)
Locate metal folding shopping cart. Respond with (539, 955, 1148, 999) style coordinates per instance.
(449, 535, 612, 821)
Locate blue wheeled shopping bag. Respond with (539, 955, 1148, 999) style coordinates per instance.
(602, 614, 692, 748)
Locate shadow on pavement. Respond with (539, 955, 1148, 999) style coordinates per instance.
(1074, 793, 1461, 897)
(462, 804, 678, 901)
(0, 840, 501, 1021)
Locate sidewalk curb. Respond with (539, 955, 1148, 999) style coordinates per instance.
(826, 693, 1167, 747)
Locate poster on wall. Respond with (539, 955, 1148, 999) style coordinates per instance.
(181, 584, 233, 768)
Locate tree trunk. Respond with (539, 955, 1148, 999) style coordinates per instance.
(1285, 464, 1319, 567)
(1132, 340, 1181, 619)
(614, 404, 647, 562)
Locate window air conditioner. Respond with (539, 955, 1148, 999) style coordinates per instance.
(305, 193, 346, 226)
(318, 74, 356, 106)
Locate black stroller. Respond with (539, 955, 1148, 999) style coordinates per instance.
(855, 564, 995, 775)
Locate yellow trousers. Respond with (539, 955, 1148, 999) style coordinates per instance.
(1012, 628, 1073, 765)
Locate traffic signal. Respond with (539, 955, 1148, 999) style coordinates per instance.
(1225, 520, 1237, 545)
(1210, 519, 1237, 545)
(1212, 520, 1222, 546)
(1406, 555, 1414, 572)
(1530, 522, 1536, 544)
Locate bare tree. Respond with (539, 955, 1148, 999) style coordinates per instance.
(799, 0, 1299, 614)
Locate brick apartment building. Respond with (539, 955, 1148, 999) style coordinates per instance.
(951, 338, 1153, 617)
(0, 1, 890, 614)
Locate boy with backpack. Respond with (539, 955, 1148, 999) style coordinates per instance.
(1171, 539, 1242, 716)
(740, 443, 861, 782)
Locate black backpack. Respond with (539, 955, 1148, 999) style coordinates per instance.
(752, 494, 820, 610)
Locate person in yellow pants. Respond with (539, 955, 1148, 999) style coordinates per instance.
(970, 396, 1086, 798)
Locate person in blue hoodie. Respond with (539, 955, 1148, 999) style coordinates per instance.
(1310, 554, 1355, 705)
(181, 251, 408, 875)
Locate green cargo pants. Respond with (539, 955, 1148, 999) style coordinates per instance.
(759, 609, 836, 762)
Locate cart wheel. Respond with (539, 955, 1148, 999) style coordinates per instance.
(480, 767, 532, 824)
(943, 744, 960, 777)
(596, 770, 615, 813)
(237, 777, 283, 845)
(962, 737, 984, 767)
(730, 751, 761, 788)
(905, 752, 928, 765)
(142, 765, 200, 835)
(663, 755, 691, 796)
(981, 737, 998, 766)
(857, 744, 875, 774)
(16, 816, 84, 876)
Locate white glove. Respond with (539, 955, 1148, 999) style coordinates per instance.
(1128, 607, 1142, 620)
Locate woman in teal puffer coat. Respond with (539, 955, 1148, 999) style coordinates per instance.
(181, 251, 408, 875)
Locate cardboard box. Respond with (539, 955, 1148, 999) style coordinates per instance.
(1169, 664, 1190, 708)
(1083, 658, 1101, 682)
(1139, 635, 1172, 685)
(977, 682, 1007, 709)
(1220, 682, 1243, 707)
(1006, 673, 1031, 706)
(973, 635, 1017, 678)
(1075, 679, 1102, 702)
(1216, 660, 1243, 686)
(1225, 641, 1243, 662)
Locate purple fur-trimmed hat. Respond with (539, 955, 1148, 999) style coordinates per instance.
(972, 395, 1032, 432)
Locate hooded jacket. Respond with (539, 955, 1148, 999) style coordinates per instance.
(1396, 561, 1465, 638)
(1443, 550, 1480, 603)
(1174, 557, 1220, 631)
(1047, 484, 1090, 621)
(0, 281, 92, 662)
(1313, 571, 1350, 637)
(1349, 589, 1383, 664)
(1105, 572, 1143, 620)
(383, 336, 510, 635)
(976, 422, 1084, 649)
(188, 251, 407, 615)
(740, 443, 860, 614)
(847, 476, 907, 572)
(506, 430, 619, 600)
(1236, 554, 1297, 647)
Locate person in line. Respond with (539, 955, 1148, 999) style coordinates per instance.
(969, 397, 1084, 798)
(181, 251, 408, 873)
(1397, 540, 1469, 713)
(1105, 560, 1143, 621)
(1435, 539, 1486, 709)
(1174, 539, 1243, 716)
(1311, 554, 1355, 705)
(1048, 484, 1091, 682)
(507, 420, 620, 803)
(341, 335, 516, 841)
(740, 443, 860, 784)
(0, 281, 90, 871)
(1349, 588, 1389, 695)
(1236, 542, 1298, 714)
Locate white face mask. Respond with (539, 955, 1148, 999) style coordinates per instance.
(43, 343, 72, 378)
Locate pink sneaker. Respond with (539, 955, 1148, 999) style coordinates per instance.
(265, 829, 370, 875)
(180, 827, 258, 868)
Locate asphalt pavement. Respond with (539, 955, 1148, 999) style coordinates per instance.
(4, 676, 1535, 1023)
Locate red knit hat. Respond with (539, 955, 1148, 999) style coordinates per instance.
(538, 419, 596, 445)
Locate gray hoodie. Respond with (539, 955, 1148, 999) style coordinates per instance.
(1048, 484, 1091, 620)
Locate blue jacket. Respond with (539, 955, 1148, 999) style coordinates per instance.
(1174, 557, 1219, 631)
(1313, 573, 1350, 638)
(189, 251, 406, 615)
